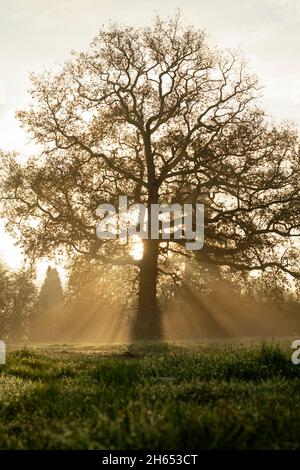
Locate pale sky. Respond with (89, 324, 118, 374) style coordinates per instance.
(0, 0, 299, 276)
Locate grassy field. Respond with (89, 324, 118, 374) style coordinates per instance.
(0, 341, 300, 449)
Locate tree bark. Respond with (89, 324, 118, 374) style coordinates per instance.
(132, 132, 162, 341)
(132, 237, 161, 341)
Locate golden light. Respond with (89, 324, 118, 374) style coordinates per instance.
(0, 221, 22, 270)
(130, 237, 144, 260)
(0, 221, 68, 286)
(36, 259, 68, 287)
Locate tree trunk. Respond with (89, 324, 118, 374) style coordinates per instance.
(132, 133, 162, 341)
(132, 238, 162, 341)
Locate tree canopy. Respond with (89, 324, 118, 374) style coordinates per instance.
(1, 15, 299, 339)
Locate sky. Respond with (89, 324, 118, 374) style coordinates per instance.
(0, 0, 300, 280)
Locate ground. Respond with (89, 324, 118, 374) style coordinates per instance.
(0, 340, 300, 449)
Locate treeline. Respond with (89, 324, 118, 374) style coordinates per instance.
(0, 258, 299, 343)
(0, 260, 130, 343)
(0, 264, 64, 342)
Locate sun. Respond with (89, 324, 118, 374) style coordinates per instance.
(130, 237, 144, 260)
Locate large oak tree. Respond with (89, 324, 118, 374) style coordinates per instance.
(1, 16, 300, 339)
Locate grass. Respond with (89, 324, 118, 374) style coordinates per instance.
(0, 341, 300, 449)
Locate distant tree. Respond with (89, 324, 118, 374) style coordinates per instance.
(31, 266, 64, 340)
(0, 263, 11, 339)
(1, 15, 300, 340)
(39, 266, 64, 311)
(0, 263, 38, 342)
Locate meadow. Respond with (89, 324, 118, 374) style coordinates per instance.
(0, 341, 300, 450)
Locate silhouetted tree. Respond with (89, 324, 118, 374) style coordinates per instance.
(31, 266, 64, 340)
(39, 266, 64, 310)
(0, 263, 38, 342)
(1, 15, 299, 340)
